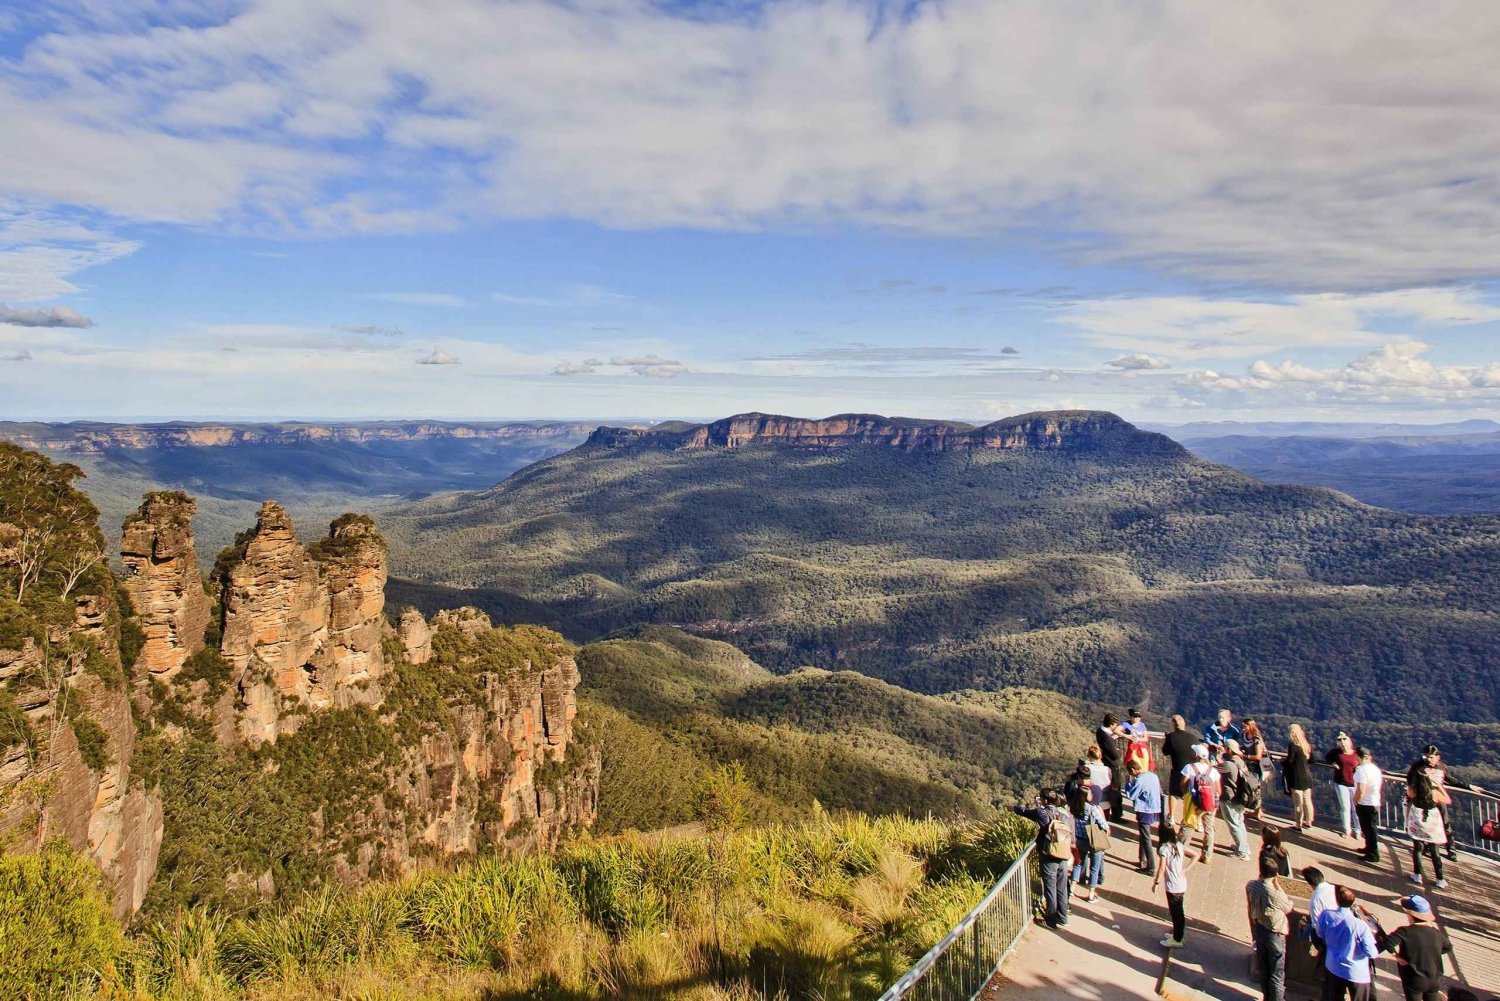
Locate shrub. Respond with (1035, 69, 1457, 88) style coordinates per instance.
(0, 841, 126, 999)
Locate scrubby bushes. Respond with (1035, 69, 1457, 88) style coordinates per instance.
(0, 840, 126, 1000)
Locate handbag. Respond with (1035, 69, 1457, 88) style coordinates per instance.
(1087, 823, 1112, 852)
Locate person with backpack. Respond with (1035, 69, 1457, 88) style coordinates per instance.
(1095, 713, 1126, 822)
(1314, 885, 1379, 1001)
(1152, 822, 1194, 949)
(1325, 732, 1361, 840)
(1181, 743, 1221, 864)
(1219, 738, 1255, 860)
(1380, 894, 1455, 1001)
(1164, 715, 1198, 825)
(1245, 855, 1294, 1001)
(1015, 789, 1074, 928)
(1124, 757, 1163, 876)
(1405, 762, 1449, 889)
(1284, 724, 1316, 830)
(1070, 786, 1110, 901)
(1353, 747, 1383, 864)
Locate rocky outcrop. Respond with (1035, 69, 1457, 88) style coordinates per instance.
(588, 410, 1187, 457)
(120, 492, 211, 682)
(397, 607, 431, 665)
(0, 595, 163, 919)
(217, 503, 386, 744)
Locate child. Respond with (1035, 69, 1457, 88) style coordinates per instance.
(1152, 822, 1194, 948)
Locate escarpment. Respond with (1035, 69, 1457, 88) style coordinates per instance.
(587, 410, 1186, 456)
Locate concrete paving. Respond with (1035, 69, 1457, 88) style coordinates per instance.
(987, 813, 1498, 1000)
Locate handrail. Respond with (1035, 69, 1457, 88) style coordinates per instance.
(876, 842, 1036, 1001)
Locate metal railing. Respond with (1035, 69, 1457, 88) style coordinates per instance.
(1146, 732, 1500, 861)
(876, 843, 1035, 1001)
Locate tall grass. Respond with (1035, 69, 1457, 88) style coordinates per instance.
(106, 810, 1030, 1001)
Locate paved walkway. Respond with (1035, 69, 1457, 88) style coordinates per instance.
(988, 814, 1499, 1000)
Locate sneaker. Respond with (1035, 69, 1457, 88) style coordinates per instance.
(1159, 936, 1184, 948)
(1435, 879, 1448, 889)
(1087, 889, 1099, 902)
(1408, 873, 1424, 886)
(1233, 853, 1251, 860)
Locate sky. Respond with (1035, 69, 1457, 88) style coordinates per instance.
(3, 1, 1500, 424)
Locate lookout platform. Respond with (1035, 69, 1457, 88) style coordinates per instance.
(987, 817, 1499, 999)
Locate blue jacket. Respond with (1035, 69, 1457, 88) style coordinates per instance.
(1124, 771, 1163, 817)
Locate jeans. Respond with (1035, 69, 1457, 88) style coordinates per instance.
(1334, 784, 1355, 836)
(1253, 925, 1286, 1001)
(1221, 801, 1249, 857)
(1040, 858, 1071, 927)
(1411, 841, 1444, 881)
(1166, 890, 1186, 941)
(1356, 804, 1380, 861)
(1136, 816, 1158, 874)
(1072, 849, 1105, 888)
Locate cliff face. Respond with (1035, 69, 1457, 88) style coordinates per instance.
(0, 420, 601, 454)
(216, 503, 387, 744)
(588, 410, 1186, 456)
(120, 492, 211, 682)
(0, 594, 163, 918)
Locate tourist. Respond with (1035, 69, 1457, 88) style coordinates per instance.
(1219, 738, 1253, 860)
(1242, 718, 1268, 820)
(1314, 885, 1378, 1001)
(1352, 747, 1383, 864)
(1261, 824, 1292, 878)
(1086, 744, 1112, 809)
(1409, 745, 1486, 862)
(1124, 758, 1163, 876)
(1071, 787, 1109, 901)
(1284, 724, 1316, 830)
(1095, 713, 1126, 822)
(1405, 765, 1449, 890)
(1246, 855, 1293, 1001)
(1379, 894, 1454, 1001)
(1164, 715, 1198, 824)
(1302, 866, 1335, 957)
(1204, 707, 1242, 762)
(1123, 707, 1153, 774)
(1066, 759, 1093, 809)
(1325, 732, 1361, 840)
(1181, 743, 1221, 864)
(1015, 789, 1074, 929)
(1152, 822, 1193, 949)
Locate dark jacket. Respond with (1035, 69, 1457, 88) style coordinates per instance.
(1284, 743, 1314, 792)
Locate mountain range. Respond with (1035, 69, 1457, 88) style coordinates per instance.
(382, 411, 1500, 739)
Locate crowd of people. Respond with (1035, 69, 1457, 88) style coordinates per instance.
(1015, 707, 1493, 1001)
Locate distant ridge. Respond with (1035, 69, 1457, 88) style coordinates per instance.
(0, 419, 602, 453)
(588, 409, 1186, 456)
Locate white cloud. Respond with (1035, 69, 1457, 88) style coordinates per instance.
(365, 292, 469, 308)
(7, 3, 1500, 285)
(337, 323, 403, 337)
(1, 349, 33, 362)
(1060, 287, 1500, 360)
(0, 303, 93, 327)
(416, 347, 461, 366)
(1106, 353, 1170, 371)
(609, 354, 686, 378)
(553, 358, 602, 376)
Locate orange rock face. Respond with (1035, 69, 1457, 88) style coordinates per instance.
(120, 492, 211, 681)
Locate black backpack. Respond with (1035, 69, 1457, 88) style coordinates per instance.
(1237, 764, 1263, 810)
(1408, 766, 1438, 810)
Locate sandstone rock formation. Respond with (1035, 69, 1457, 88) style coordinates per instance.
(120, 492, 210, 682)
(217, 503, 387, 743)
(589, 410, 1186, 456)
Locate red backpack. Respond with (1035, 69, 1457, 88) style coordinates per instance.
(1189, 764, 1219, 812)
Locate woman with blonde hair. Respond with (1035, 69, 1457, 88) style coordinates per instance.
(1284, 724, 1315, 829)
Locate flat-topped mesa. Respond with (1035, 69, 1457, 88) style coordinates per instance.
(217, 501, 388, 744)
(120, 492, 212, 682)
(587, 410, 1186, 456)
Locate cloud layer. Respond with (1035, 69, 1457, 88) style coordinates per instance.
(0, 303, 94, 327)
(6, 1, 1500, 289)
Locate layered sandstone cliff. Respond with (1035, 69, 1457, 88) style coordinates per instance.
(120, 492, 211, 682)
(588, 410, 1186, 456)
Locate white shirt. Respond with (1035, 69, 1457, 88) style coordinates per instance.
(1308, 881, 1337, 926)
(1159, 842, 1188, 894)
(1087, 761, 1112, 790)
(1354, 761, 1383, 807)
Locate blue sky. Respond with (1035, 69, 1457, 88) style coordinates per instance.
(3, 1, 1500, 423)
